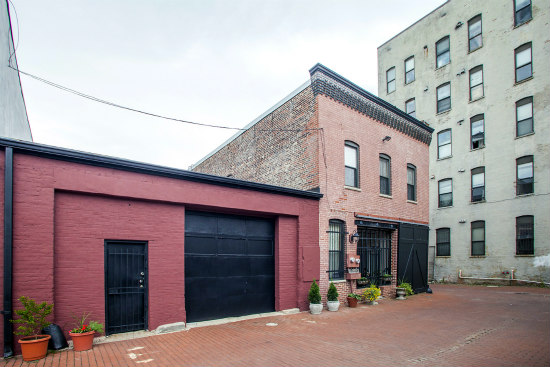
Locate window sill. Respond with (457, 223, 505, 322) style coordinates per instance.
(516, 132, 535, 139)
(330, 279, 347, 283)
(471, 200, 486, 204)
(436, 256, 451, 258)
(515, 254, 534, 257)
(437, 155, 452, 161)
(515, 76, 533, 86)
(469, 96, 485, 104)
(344, 186, 362, 192)
(513, 18, 533, 29)
(387, 90, 395, 96)
(516, 193, 534, 198)
(435, 62, 450, 71)
(468, 46, 482, 55)
(405, 80, 415, 86)
(436, 109, 451, 116)
(407, 200, 417, 204)
(379, 194, 393, 199)
(470, 255, 486, 258)
(470, 146, 485, 152)
(437, 205, 453, 210)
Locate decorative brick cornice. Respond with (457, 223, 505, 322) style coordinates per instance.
(309, 63, 433, 145)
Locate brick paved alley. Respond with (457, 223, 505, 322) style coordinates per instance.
(2, 284, 549, 367)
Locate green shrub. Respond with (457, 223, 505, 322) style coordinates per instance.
(327, 282, 339, 301)
(308, 279, 321, 304)
(398, 282, 414, 296)
(362, 284, 381, 302)
(11, 296, 53, 337)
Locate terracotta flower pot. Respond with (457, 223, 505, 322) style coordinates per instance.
(19, 335, 51, 361)
(70, 331, 95, 351)
(347, 297, 358, 308)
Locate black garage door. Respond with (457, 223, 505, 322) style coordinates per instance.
(184, 211, 275, 322)
(397, 223, 429, 293)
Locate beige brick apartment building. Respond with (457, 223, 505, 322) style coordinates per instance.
(378, 0, 550, 283)
(193, 64, 434, 301)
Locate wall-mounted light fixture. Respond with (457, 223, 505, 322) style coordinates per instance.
(457, 119, 464, 125)
(459, 219, 467, 223)
(382, 136, 391, 142)
(349, 231, 360, 243)
(455, 21, 463, 29)
(458, 169, 465, 173)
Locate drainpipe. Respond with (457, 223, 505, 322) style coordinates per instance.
(458, 269, 550, 287)
(2, 147, 14, 357)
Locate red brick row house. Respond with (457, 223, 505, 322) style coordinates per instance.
(0, 138, 321, 356)
(193, 64, 434, 301)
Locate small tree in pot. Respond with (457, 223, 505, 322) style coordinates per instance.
(308, 279, 322, 314)
(326, 282, 340, 311)
(11, 296, 53, 361)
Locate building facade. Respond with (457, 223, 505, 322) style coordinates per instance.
(1, 0, 32, 141)
(378, 0, 550, 283)
(0, 138, 320, 356)
(193, 64, 433, 301)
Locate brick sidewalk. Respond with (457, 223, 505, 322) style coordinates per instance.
(2, 284, 549, 366)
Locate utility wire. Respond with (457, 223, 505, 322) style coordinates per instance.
(9, 65, 322, 133)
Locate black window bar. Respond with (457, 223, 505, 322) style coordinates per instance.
(327, 220, 346, 280)
(357, 228, 392, 287)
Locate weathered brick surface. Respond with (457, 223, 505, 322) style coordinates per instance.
(194, 86, 320, 191)
(0, 151, 320, 351)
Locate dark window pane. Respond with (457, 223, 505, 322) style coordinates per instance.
(516, 216, 534, 255)
(517, 118, 533, 136)
(516, 64, 532, 82)
(438, 97, 451, 113)
(516, 5, 532, 25)
(406, 70, 415, 84)
(439, 193, 452, 207)
(345, 167, 357, 187)
(380, 177, 390, 195)
(436, 228, 450, 256)
(472, 187, 485, 202)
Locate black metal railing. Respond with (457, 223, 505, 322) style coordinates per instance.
(357, 228, 392, 287)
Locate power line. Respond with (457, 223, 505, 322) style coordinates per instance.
(9, 65, 322, 133)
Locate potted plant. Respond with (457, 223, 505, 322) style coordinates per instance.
(326, 282, 340, 311)
(10, 296, 53, 361)
(362, 284, 381, 305)
(356, 277, 368, 287)
(382, 273, 392, 284)
(69, 313, 104, 351)
(396, 281, 413, 300)
(308, 279, 322, 314)
(346, 293, 361, 308)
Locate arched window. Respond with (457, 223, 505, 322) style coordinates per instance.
(328, 220, 345, 280)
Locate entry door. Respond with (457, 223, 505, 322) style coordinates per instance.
(105, 241, 148, 335)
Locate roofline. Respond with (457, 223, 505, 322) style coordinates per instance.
(309, 63, 433, 133)
(190, 80, 311, 169)
(0, 138, 323, 200)
(377, 0, 450, 49)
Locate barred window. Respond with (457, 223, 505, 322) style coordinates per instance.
(328, 220, 345, 280)
(436, 228, 450, 256)
(516, 216, 534, 255)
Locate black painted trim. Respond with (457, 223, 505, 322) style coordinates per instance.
(3, 147, 13, 358)
(0, 138, 322, 200)
(309, 63, 433, 133)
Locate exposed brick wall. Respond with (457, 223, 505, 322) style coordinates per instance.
(2, 151, 319, 351)
(194, 86, 320, 191)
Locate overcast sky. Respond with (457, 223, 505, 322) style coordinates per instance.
(11, 0, 445, 170)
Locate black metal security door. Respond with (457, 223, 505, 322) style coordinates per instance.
(185, 212, 275, 323)
(105, 241, 147, 335)
(397, 223, 429, 293)
(357, 228, 392, 286)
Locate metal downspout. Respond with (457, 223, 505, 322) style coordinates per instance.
(2, 147, 14, 357)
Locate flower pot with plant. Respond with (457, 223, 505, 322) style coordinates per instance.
(362, 284, 381, 305)
(346, 293, 361, 308)
(308, 280, 322, 314)
(396, 281, 413, 300)
(10, 296, 53, 361)
(69, 313, 104, 351)
(326, 282, 340, 311)
(356, 277, 368, 287)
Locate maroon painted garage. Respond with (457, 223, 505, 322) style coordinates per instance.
(0, 138, 321, 356)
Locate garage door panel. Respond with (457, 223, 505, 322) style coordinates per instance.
(185, 236, 217, 255)
(185, 212, 275, 322)
(248, 239, 274, 255)
(218, 238, 247, 255)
